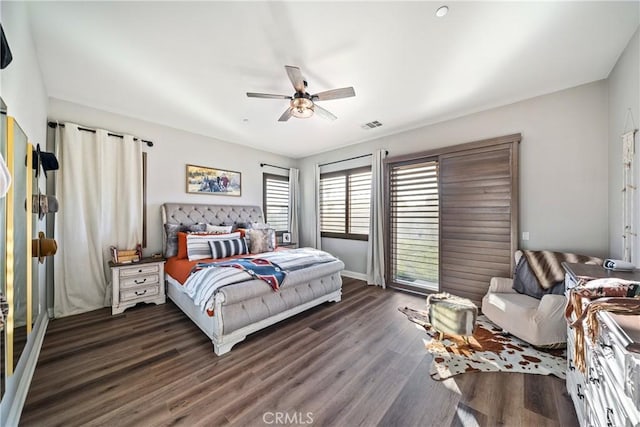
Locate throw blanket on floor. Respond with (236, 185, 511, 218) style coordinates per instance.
(194, 258, 286, 291)
(523, 250, 603, 289)
(182, 248, 339, 313)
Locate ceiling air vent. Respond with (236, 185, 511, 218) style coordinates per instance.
(361, 120, 383, 130)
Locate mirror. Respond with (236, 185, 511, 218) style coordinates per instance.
(0, 98, 6, 399)
(10, 118, 29, 373)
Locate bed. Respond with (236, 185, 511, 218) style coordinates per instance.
(161, 203, 344, 355)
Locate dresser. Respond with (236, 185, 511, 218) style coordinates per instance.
(110, 257, 166, 315)
(563, 263, 640, 426)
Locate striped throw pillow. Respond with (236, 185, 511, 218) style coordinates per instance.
(186, 232, 241, 261)
(208, 238, 249, 259)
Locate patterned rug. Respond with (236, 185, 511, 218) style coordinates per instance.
(399, 306, 566, 381)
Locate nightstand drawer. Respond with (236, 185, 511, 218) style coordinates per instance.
(120, 284, 160, 302)
(120, 274, 160, 289)
(120, 264, 159, 278)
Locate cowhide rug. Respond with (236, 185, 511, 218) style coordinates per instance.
(399, 306, 566, 381)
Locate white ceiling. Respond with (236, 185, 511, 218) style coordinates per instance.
(26, 1, 639, 158)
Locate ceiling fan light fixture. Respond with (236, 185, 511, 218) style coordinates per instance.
(290, 97, 314, 119)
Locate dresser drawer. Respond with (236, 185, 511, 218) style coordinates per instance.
(120, 274, 160, 289)
(120, 264, 160, 278)
(597, 314, 630, 389)
(120, 284, 160, 302)
(589, 373, 635, 427)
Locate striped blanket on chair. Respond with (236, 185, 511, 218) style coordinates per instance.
(523, 250, 603, 290)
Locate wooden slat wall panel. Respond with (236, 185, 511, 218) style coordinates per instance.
(439, 142, 518, 306)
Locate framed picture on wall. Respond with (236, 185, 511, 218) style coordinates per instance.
(282, 232, 292, 243)
(186, 164, 241, 196)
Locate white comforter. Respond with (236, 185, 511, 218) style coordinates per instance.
(181, 248, 341, 312)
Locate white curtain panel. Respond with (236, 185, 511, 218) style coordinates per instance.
(288, 167, 300, 244)
(366, 149, 386, 287)
(54, 123, 142, 317)
(314, 163, 322, 250)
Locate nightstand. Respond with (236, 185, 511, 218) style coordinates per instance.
(279, 242, 298, 249)
(110, 257, 166, 315)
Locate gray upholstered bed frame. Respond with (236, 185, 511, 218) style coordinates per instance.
(161, 203, 344, 355)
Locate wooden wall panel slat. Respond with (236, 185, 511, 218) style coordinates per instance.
(439, 250, 511, 264)
(441, 219, 511, 228)
(442, 207, 512, 215)
(441, 238, 512, 250)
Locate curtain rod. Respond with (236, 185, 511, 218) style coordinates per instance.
(48, 121, 154, 147)
(319, 150, 388, 167)
(260, 163, 289, 171)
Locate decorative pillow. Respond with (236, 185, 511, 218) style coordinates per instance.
(512, 256, 564, 299)
(247, 228, 276, 254)
(206, 224, 233, 234)
(208, 238, 249, 259)
(164, 223, 206, 257)
(177, 231, 219, 259)
(187, 232, 241, 261)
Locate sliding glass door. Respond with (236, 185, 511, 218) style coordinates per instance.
(385, 134, 519, 305)
(388, 159, 439, 292)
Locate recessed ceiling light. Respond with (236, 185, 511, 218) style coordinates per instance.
(436, 5, 449, 18)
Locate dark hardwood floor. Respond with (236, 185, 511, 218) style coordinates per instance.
(21, 278, 578, 426)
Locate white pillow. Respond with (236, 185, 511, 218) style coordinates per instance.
(206, 224, 233, 234)
(187, 232, 241, 261)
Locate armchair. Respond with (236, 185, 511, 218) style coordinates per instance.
(481, 251, 567, 347)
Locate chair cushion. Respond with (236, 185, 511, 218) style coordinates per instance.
(482, 292, 567, 346)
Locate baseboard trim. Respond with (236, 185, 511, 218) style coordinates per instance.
(341, 270, 368, 281)
(3, 313, 49, 426)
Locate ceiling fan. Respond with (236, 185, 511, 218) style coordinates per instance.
(247, 65, 355, 122)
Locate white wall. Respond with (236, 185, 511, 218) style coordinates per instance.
(608, 28, 640, 265)
(0, 2, 50, 425)
(299, 81, 610, 274)
(48, 98, 296, 257)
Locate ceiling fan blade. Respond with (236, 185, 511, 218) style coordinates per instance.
(313, 104, 337, 121)
(278, 108, 293, 122)
(285, 65, 305, 93)
(312, 87, 356, 101)
(247, 92, 292, 100)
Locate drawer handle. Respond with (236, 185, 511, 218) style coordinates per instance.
(134, 278, 147, 284)
(606, 408, 614, 427)
(576, 384, 584, 400)
(134, 290, 148, 296)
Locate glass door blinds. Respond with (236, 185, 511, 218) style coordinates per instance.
(388, 159, 439, 292)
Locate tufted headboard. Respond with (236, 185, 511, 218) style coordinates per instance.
(161, 203, 264, 254)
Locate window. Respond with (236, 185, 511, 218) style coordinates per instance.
(263, 173, 289, 232)
(389, 159, 439, 291)
(320, 167, 371, 240)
